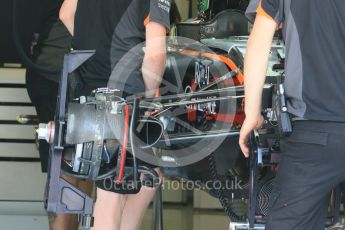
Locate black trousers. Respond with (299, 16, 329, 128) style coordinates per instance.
(266, 120, 345, 230)
(26, 70, 59, 172)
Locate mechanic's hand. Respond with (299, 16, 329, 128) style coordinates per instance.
(239, 115, 264, 158)
(144, 89, 160, 117)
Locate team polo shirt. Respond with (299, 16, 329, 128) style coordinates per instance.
(109, 0, 171, 94)
(32, 0, 71, 82)
(110, 0, 171, 65)
(246, 0, 345, 122)
(72, 0, 170, 91)
(72, 0, 132, 88)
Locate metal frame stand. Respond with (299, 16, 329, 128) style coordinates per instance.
(330, 185, 342, 226)
(151, 184, 164, 230)
(229, 223, 265, 230)
(229, 131, 264, 230)
(45, 50, 96, 228)
(248, 132, 259, 229)
(237, 130, 343, 230)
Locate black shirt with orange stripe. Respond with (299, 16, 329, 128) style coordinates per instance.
(246, 0, 345, 122)
(108, 0, 171, 94)
(72, 0, 171, 91)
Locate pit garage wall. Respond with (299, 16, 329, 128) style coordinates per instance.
(0, 68, 49, 229)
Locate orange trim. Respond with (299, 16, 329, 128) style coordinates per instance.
(148, 89, 161, 116)
(215, 112, 245, 125)
(115, 105, 129, 183)
(180, 50, 244, 85)
(144, 15, 170, 32)
(256, 0, 275, 22)
(144, 15, 150, 27)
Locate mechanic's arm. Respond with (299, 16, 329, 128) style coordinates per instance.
(59, 0, 78, 35)
(142, 22, 167, 98)
(239, 14, 278, 157)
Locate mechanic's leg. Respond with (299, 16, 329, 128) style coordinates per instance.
(266, 122, 345, 230)
(49, 213, 78, 230)
(119, 186, 157, 230)
(120, 168, 162, 230)
(91, 188, 128, 230)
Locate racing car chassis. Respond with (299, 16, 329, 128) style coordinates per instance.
(43, 51, 343, 229)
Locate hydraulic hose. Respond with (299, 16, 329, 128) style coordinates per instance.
(115, 105, 129, 183)
(208, 153, 244, 222)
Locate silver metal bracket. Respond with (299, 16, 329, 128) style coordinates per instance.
(230, 222, 265, 230)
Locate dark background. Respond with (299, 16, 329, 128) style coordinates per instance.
(0, 0, 44, 64)
(0, 0, 248, 65)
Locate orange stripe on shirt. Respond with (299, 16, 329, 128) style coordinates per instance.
(143, 15, 170, 33)
(144, 15, 150, 26)
(256, 0, 275, 22)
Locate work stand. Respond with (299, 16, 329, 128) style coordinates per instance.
(44, 52, 343, 230)
(230, 130, 344, 230)
(45, 50, 165, 229)
(151, 184, 164, 230)
(44, 51, 96, 228)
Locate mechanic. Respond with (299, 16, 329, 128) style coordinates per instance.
(239, 0, 345, 229)
(26, 0, 69, 174)
(25, 1, 92, 229)
(60, 0, 171, 229)
(60, 0, 133, 96)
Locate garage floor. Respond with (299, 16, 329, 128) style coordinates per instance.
(1, 200, 345, 230)
(140, 203, 229, 230)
